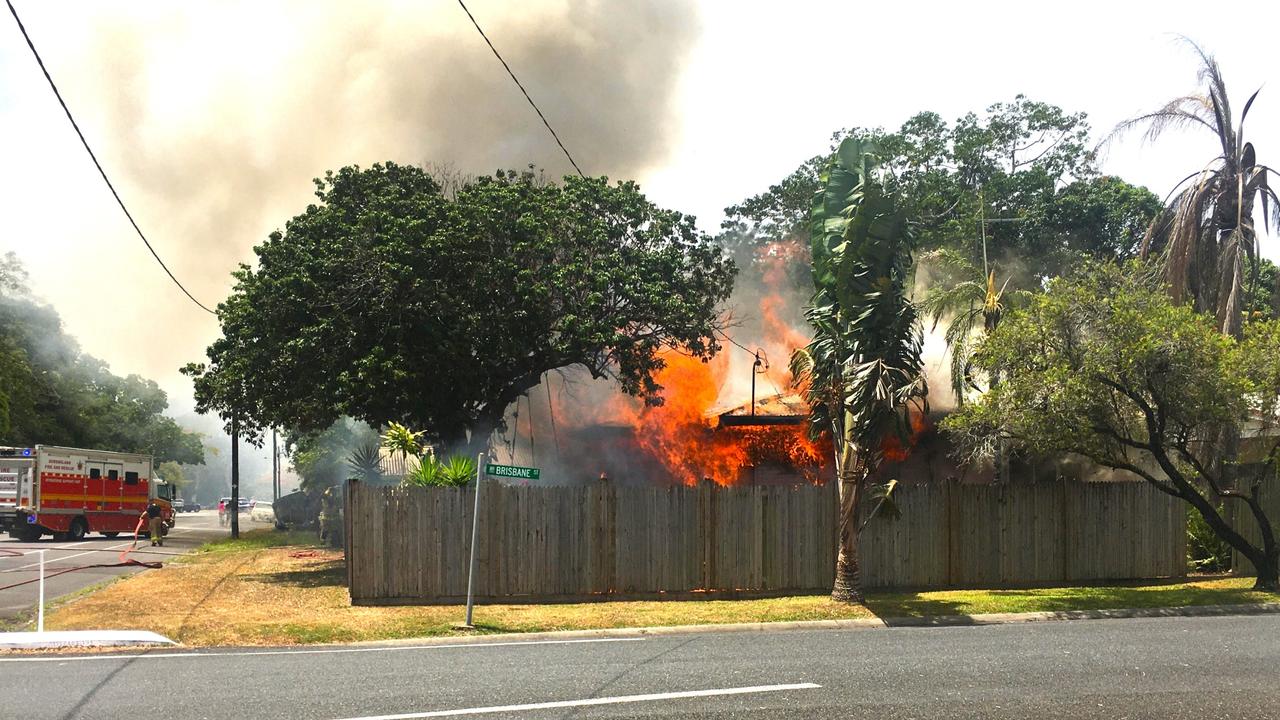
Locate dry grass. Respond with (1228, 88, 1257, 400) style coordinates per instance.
(41, 531, 1279, 647)
(46, 532, 872, 645)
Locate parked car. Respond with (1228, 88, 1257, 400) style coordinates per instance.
(250, 501, 275, 523)
(185, 502, 202, 513)
(172, 498, 185, 513)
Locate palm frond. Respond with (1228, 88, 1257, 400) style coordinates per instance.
(920, 281, 984, 325)
(346, 442, 383, 483)
(1239, 87, 1262, 137)
(1099, 98, 1216, 151)
(1216, 229, 1245, 336)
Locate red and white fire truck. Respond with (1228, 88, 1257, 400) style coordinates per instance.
(0, 445, 176, 542)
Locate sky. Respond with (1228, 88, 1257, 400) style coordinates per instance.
(1, 0, 1278, 421)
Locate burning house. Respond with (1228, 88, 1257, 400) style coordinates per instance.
(494, 354, 832, 487)
(485, 236, 945, 487)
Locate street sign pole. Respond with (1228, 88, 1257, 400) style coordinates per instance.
(37, 549, 45, 633)
(463, 452, 483, 628)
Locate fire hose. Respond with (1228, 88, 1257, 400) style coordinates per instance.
(0, 515, 166, 592)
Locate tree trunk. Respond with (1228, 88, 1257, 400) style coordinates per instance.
(831, 441, 867, 604)
(1184, 489, 1277, 590)
(461, 419, 495, 463)
(1254, 554, 1280, 591)
(1150, 446, 1279, 590)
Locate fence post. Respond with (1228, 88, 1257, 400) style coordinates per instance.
(344, 480, 354, 592)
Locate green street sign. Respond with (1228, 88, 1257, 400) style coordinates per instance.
(485, 463, 540, 480)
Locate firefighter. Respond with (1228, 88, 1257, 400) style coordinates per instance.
(143, 499, 165, 547)
(318, 486, 342, 548)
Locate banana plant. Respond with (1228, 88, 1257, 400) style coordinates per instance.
(791, 137, 927, 603)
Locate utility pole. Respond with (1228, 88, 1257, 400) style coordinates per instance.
(230, 415, 240, 540)
(272, 429, 279, 502)
(750, 350, 763, 416)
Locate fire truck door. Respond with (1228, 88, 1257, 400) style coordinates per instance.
(85, 462, 105, 512)
(0, 471, 17, 512)
(103, 462, 124, 512)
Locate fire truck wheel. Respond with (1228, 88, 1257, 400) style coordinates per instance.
(67, 518, 87, 542)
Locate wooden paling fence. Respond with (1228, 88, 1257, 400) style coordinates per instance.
(1227, 473, 1280, 575)
(345, 479, 1186, 604)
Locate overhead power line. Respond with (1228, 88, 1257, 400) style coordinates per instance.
(455, 0, 585, 178)
(5, 0, 217, 315)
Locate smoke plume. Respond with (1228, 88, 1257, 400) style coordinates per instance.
(15, 1, 700, 398)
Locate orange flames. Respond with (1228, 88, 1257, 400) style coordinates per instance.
(550, 237, 863, 486)
(879, 408, 932, 463)
(756, 241, 811, 391)
(608, 352, 746, 485)
(605, 352, 833, 486)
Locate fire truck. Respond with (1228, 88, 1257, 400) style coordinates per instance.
(0, 445, 176, 542)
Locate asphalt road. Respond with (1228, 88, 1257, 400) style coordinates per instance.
(2, 614, 1278, 719)
(0, 510, 262, 621)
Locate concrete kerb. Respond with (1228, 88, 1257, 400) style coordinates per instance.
(0, 630, 176, 650)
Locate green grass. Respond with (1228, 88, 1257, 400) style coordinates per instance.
(195, 529, 317, 555)
(866, 577, 1278, 618)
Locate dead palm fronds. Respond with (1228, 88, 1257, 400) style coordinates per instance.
(1101, 37, 1280, 337)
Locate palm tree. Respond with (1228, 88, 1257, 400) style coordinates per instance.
(918, 248, 1019, 404)
(346, 442, 384, 483)
(1104, 38, 1279, 337)
(792, 138, 927, 603)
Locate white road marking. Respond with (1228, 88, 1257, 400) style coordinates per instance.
(0, 541, 137, 573)
(0, 637, 646, 663)
(0, 540, 93, 558)
(331, 683, 823, 719)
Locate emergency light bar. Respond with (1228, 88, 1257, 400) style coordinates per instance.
(0, 448, 33, 457)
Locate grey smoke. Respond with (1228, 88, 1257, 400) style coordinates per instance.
(36, 1, 701, 392)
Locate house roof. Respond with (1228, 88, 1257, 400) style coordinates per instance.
(712, 392, 808, 427)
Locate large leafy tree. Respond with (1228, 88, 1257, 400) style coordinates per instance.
(186, 163, 736, 453)
(1105, 38, 1280, 337)
(946, 264, 1280, 589)
(792, 139, 927, 603)
(0, 253, 203, 463)
(723, 98, 1159, 282)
